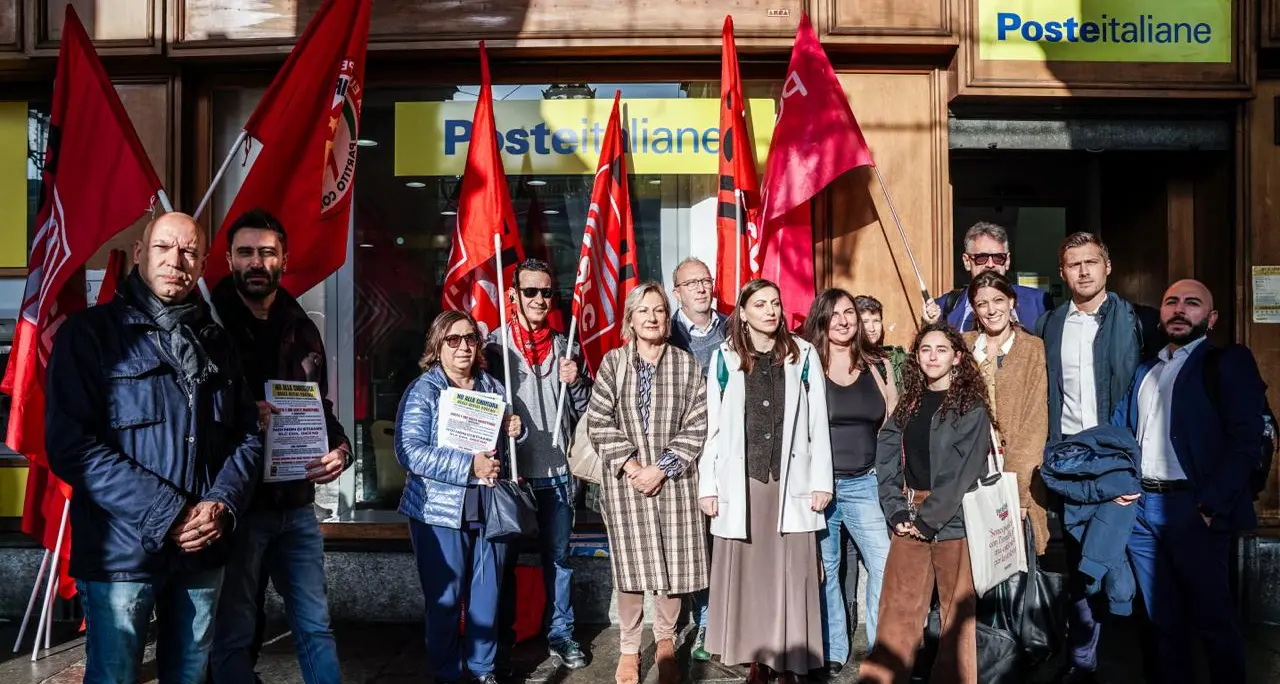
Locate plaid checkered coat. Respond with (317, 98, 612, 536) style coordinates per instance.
(587, 342, 709, 594)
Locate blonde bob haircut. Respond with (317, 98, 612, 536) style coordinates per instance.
(621, 280, 672, 343)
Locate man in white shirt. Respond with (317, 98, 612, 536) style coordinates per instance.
(1034, 232, 1159, 684)
(1113, 279, 1263, 684)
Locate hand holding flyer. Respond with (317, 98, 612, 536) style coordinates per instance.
(263, 380, 331, 483)
(437, 388, 506, 454)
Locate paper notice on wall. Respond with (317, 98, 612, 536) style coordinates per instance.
(263, 380, 331, 483)
(1253, 267, 1280, 323)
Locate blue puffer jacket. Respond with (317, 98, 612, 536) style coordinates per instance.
(395, 366, 523, 528)
(1041, 425, 1141, 615)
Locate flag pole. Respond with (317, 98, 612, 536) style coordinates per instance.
(193, 130, 248, 222)
(734, 190, 743, 301)
(12, 548, 51, 652)
(549, 314, 578, 450)
(493, 234, 518, 480)
(31, 499, 69, 662)
(872, 165, 931, 303)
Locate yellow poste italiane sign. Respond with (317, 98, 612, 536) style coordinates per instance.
(978, 0, 1233, 63)
(395, 98, 775, 177)
(0, 101, 28, 269)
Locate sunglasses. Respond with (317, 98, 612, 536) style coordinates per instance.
(443, 333, 482, 349)
(967, 252, 1009, 266)
(519, 287, 555, 300)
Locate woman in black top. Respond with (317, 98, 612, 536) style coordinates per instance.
(858, 324, 995, 684)
(802, 289, 897, 671)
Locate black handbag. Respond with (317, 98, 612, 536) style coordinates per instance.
(917, 607, 1022, 683)
(980, 519, 1068, 664)
(484, 476, 540, 543)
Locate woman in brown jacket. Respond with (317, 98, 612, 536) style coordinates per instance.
(962, 270, 1051, 555)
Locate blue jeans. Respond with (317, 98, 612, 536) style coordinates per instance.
(78, 568, 223, 684)
(210, 506, 339, 684)
(817, 473, 891, 664)
(410, 518, 509, 679)
(1127, 490, 1244, 684)
(529, 476, 576, 644)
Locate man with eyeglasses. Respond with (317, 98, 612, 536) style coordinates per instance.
(485, 258, 591, 672)
(922, 221, 1053, 331)
(666, 256, 727, 661)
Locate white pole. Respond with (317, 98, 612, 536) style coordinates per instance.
(493, 234, 518, 480)
(156, 189, 173, 214)
(734, 189, 743, 302)
(193, 130, 248, 222)
(12, 548, 51, 652)
(872, 165, 931, 303)
(32, 499, 69, 662)
(549, 314, 579, 450)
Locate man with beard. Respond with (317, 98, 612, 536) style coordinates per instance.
(1111, 279, 1262, 684)
(209, 209, 351, 684)
(666, 257, 725, 660)
(487, 259, 591, 671)
(46, 213, 262, 682)
(1034, 231, 1161, 684)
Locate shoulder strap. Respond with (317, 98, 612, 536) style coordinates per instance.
(717, 351, 729, 398)
(941, 288, 964, 319)
(801, 353, 810, 392)
(873, 359, 889, 384)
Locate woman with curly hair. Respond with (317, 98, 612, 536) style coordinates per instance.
(858, 324, 995, 684)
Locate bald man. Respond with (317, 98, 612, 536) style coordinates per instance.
(46, 212, 263, 684)
(1111, 279, 1264, 684)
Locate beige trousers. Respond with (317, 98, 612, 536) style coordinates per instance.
(617, 591, 684, 655)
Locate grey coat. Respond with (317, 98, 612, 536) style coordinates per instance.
(875, 405, 993, 542)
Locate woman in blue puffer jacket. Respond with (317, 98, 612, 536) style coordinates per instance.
(395, 310, 524, 684)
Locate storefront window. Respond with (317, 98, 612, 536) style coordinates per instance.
(349, 81, 778, 520)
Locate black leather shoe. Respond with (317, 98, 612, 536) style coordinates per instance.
(1052, 665, 1101, 684)
(825, 662, 843, 676)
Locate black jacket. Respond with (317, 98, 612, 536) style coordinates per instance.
(875, 404, 994, 541)
(45, 291, 262, 581)
(212, 277, 351, 511)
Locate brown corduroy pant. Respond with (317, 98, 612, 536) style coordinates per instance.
(858, 531, 977, 684)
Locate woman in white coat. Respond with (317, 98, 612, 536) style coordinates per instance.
(699, 278, 833, 684)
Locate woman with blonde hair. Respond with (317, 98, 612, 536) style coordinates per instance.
(587, 281, 709, 684)
(395, 310, 524, 684)
(963, 270, 1050, 555)
(700, 278, 832, 684)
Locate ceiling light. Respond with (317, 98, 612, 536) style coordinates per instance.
(356, 139, 378, 147)
(405, 181, 426, 188)
(441, 209, 457, 216)
(395, 237, 406, 245)
(542, 209, 559, 215)
(358, 243, 374, 248)
(526, 179, 547, 187)
(648, 179, 661, 185)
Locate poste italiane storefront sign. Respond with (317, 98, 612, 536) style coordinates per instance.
(395, 98, 775, 176)
(978, 0, 1232, 63)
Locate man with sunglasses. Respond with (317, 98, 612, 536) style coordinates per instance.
(922, 221, 1053, 331)
(485, 258, 592, 672)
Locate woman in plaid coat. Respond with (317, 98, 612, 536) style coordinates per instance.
(587, 281, 709, 684)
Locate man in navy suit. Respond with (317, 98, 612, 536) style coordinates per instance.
(1112, 279, 1263, 684)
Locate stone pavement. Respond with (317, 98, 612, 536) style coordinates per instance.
(3, 616, 1280, 683)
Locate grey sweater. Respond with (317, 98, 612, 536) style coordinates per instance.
(484, 326, 593, 480)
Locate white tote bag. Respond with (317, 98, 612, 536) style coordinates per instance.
(962, 425, 1028, 596)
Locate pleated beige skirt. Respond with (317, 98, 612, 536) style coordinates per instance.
(705, 476, 823, 675)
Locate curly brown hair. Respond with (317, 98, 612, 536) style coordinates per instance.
(892, 323, 999, 432)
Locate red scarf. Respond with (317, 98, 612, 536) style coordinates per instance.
(508, 299, 555, 368)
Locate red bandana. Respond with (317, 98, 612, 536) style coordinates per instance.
(508, 299, 554, 368)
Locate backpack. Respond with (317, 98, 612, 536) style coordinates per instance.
(716, 350, 810, 399)
(1202, 345, 1277, 499)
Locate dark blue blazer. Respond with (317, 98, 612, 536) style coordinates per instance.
(1111, 341, 1265, 531)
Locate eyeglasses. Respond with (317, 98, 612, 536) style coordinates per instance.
(676, 277, 714, 290)
(519, 287, 555, 300)
(967, 252, 1009, 266)
(443, 333, 482, 349)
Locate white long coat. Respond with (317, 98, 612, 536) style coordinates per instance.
(697, 338, 833, 539)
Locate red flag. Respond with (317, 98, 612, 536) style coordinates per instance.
(2, 7, 164, 599)
(522, 186, 565, 333)
(759, 14, 875, 328)
(442, 42, 526, 336)
(714, 16, 762, 314)
(96, 249, 127, 305)
(204, 0, 372, 296)
(570, 93, 638, 372)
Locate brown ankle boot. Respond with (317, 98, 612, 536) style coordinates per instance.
(616, 653, 641, 684)
(656, 638, 679, 684)
(747, 663, 770, 684)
